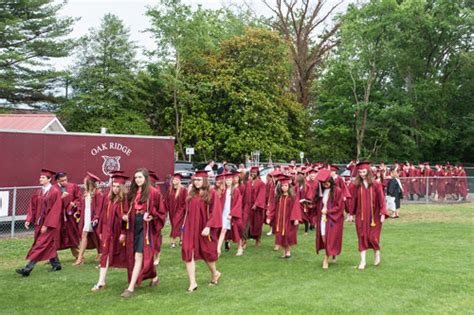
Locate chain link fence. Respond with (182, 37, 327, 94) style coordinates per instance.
(398, 176, 473, 204)
(0, 182, 167, 239)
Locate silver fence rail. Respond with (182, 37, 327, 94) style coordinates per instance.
(0, 177, 472, 238)
(0, 182, 167, 238)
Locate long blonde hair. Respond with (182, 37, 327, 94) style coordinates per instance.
(109, 183, 127, 202)
(83, 178, 96, 198)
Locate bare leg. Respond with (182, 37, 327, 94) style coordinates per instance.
(217, 229, 227, 257)
(127, 253, 143, 292)
(97, 257, 109, 286)
(358, 250, 366, 270)
(374, 250, 381, 266)
(185, 256, 197, 290)
(205, 260, 220, 285)
(323, 254, 329, 269)
(74, 232, 88, 265)
(236, 240, 244, 256)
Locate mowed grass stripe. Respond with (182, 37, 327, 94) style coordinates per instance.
(0, 203, 472, 314)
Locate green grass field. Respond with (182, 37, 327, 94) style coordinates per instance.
(1, 203, 473, 314)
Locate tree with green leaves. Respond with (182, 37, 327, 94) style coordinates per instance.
(0, 0, 75, 106)
(312, 0, 472, 162)
(59, 13, 152, 134)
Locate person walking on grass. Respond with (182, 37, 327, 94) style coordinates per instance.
(266, 176, 301, 259)
(91, 174, 128, 292)
(16, 169, 62, 277)
(181, 170, 222, 293)
(314, 169, 345, 269)
(73, 172, 103, 266)
(121, 168, 160, 298)
(348, 161, 390, 270)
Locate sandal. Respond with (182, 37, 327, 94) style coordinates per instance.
(149, 278, 160, 288)
(72, 257, 84, 266)
(209, 271, 221, 286)
(91, 284, 105, 292)
(120, 289, 133, 298)
(186, 286, 198, 293)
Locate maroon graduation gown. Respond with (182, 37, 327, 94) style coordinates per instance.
(246, 179, 267, 239)
(349, 181, 389, 251)
(99, 197, 127, 268)
(150, 186, 166, 255)
(315, 186, 345, 256)
(125, 193, 158, 287)
(299, 183, 313, 224)
(268, 194, 301, 247)
(25, 186, 62, 262)
(57, 182, 81, 250)
(165, 186, 188, 238)
(181, 189, 222, 262)
(457, 170, 468, 198)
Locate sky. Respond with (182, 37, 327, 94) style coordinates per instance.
(55, 0, 351, 69)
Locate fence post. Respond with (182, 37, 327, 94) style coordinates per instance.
(426, 177, 429, 205)
(11, 187, 17, 238)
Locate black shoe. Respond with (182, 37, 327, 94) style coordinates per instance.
(225, 242, 230, 252)
(49, 265, 62, 272)
(16, 268, 31, 277)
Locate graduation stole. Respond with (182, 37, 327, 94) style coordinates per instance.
(206, 201, 211, 241)
(145, 198, 151, 247)
(276, 195, 289, 236)
(359, 185, 376, 227)
(322, 193, 331, 224)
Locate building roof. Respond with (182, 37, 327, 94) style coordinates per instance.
(0, 114, 67, 132)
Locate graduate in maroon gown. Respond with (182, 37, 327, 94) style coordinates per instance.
(165, 173, 187, 250)
(217, 173, 243, 256)
(243, 166, 267, 247)
(16, 169, 63, 276)
(73, 172, 104, 266)
(266, 176, 301, 258)
(457, 165, 468, 201)
(314, 170, 345, 269)
(91, 174, 128, 292)
(306, 169, 319, 228)
(55, 172, 81, 259)
(296, 173, 312, 235)
(181, 170, 222, 293)
(149, 171, 166, 266)
(435, 164, 446, 201)
(348, 161, 389, 270)
(121, 168, 159, 298)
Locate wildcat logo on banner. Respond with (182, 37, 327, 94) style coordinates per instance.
(102, 156, 121, 176)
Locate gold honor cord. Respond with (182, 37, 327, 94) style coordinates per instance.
(282, 196, 288, 236)
(276, 197, 283, 233)
(370, 187, 376, 227)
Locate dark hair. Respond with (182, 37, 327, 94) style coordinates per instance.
(187, 178, 211, 204)
(128, 168, 151, 205)
(276, 181, 294, 200)
(314, 177, 335, 203)
(55, 172, 67, 181)
(296, 174, 306, 190)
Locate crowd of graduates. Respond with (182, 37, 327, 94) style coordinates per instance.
(15, 160, 469, 298)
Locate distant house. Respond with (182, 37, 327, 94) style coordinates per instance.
(0, 114, 67, 132)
